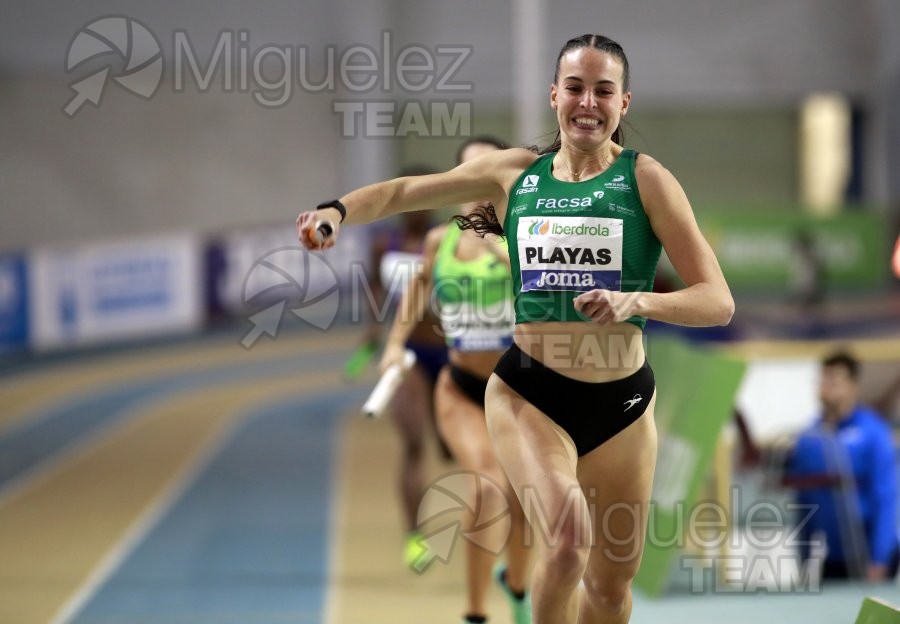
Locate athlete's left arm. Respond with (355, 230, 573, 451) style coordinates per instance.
(632, 156, 734, 327)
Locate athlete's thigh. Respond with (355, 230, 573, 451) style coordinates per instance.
(389, 365, 432, 439)
(434, 367, 494, 471)
(486, 374, 588, 540)
(577, 392, 658, 575)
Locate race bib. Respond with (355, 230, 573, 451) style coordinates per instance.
(517, 216, 623, 292)
(439, 300, 515, 352)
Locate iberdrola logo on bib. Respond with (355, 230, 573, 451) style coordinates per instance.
(526, 219, 551, 236)
(548, 222, 610, 237)
(525, 219, 610, 238)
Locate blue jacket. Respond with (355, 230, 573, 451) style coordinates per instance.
(786, 406, 899, 566)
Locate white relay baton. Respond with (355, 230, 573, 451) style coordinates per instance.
(362, 349, 417, 419)
(313, 219, 334, 244)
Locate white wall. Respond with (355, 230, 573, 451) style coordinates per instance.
(1, 0, 897, 249)
(1, 0, 881, 100)
(0, 80, 339, 248)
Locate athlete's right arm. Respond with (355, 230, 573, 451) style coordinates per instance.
(297, 148, 536, 250)
(379, 226, 445, 372)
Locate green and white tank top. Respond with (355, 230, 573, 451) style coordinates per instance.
(433, 224, 515, 351)
(503, 149, 661, 329)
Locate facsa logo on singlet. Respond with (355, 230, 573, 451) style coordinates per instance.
(515, 174, 540, 195)
(535, 196, 594, 209)
(604, 174, 631, 192)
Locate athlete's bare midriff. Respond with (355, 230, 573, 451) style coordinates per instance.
(448, 349, 504, 380)
(513, 320, 645, 383)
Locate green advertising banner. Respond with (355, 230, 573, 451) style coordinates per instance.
(634, 336, 747, 597)
(695, 210, 888, 292)
(854, 597, 900, 624)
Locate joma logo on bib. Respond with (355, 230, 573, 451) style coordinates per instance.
(534, 271, 597, 288)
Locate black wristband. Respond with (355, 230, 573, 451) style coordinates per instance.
(316, 199, 346, 223)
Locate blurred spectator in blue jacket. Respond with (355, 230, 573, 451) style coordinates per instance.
(784, 351, 899, 582)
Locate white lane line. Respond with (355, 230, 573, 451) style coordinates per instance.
(48, 415, 243, 624)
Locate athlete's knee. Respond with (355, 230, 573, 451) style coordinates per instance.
(543, 542, 589, 587)
(540, 515, 591, 582)
(529, 490, 590, 549)
(581, 568, 634, 615)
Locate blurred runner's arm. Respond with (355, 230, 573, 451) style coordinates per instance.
(379, 227, 443, 372)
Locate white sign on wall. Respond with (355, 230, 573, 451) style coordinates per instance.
(28, 234, 203, 350)
(736, 358, 820, 444)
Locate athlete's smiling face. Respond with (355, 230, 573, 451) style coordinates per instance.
(550, 47, 630, 148)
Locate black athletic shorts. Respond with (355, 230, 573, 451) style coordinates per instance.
(493, 342, 655, 456)
(449, 364, 489, 409)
